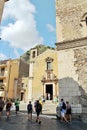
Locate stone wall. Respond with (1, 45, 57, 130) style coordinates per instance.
(56, 0, 87, 42)
(18, 59, 29, 78)
(56, 37, 87, 117)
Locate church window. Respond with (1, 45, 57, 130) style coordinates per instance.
(45, 57, 53, 70)
(47, 62, 52, 70)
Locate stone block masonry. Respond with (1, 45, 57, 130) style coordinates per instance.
(56, 37, 87, 121)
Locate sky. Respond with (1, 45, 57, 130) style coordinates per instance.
(0, 0, 56, 60)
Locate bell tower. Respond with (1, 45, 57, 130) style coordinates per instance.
(56, 0, 87, 42)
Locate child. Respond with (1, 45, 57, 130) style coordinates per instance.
(27, 101, 33, 120)
(6, 99, 12, 120)
(15, 98, 20, 114)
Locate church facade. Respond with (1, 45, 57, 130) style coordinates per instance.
(27, 46, 58, 101)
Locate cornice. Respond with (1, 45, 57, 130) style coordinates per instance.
(55, 37, 87, 50)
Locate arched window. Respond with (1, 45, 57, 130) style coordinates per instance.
(80, 13, 87, 27)
(86, 17, 87, 26)
(47, 62, 52, 70)
(45, 57, 53, 70)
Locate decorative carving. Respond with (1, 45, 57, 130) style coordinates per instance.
(45, 57, 54, 62)
(41, 73, 58, 84)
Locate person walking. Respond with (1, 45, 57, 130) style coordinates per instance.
(60, 98, 68, 123)
(6, 99, 12, 120)
(35, 100, 42, 124)
(0, 97, 5, 119)
(66, 101, 72, 122)
(15, 98, 20, 114)
(27, 101, 33, 120)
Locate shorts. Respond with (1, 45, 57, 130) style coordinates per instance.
(36, 110, 40, 116)
(16, 106, 19, 111)
(28, 110, 32, 114)
(66, 109, 71, 114)
(61, 109, 66, 117)
(6, 108, 10, 112)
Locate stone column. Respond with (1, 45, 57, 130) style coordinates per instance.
(28, 62, 34, 100)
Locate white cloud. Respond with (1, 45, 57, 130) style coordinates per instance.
(14, 49, 20, 58)
(1, 0, 43, 51)
(46, 24, 55, 32)
(0, 53, 7, 60)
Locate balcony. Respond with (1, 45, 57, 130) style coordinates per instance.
(0, 72, 5, 79)
(41, 73, 58, 84)
(0, 64, 6, 68)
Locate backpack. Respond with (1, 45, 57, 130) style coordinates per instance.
(6, 102, 12, 109)
(36, 103, 42, 112)
(62, 102, 66, 110)
(27, 104, 32, 111)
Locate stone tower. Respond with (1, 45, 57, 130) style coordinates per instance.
(0, 0, 9, 23)
(56, 0, 87, 42)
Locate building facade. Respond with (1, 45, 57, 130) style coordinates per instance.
(55, 0, 87, 119)
(0, 0, 9, 23)
(27, 46, 58, 101)
(18, 45, 58, 102)
(17, 59, 29, 101)
(0, 59, 19, 99)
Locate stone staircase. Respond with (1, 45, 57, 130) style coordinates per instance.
(42, 100, 58, 115)
(19, 100, 58, 116)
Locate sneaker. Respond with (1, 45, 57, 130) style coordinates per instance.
(39, 121, 41, 124)
(36, 120, 38, 123)
(69, 121, 72, 124)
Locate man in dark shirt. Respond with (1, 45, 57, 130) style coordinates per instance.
(35, 100, 42, 124)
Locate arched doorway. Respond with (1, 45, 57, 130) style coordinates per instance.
(46, 84, 53, 100)
(21, 92, 24, 101)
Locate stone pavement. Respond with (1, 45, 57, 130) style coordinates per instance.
(0, 101, 87, 130)
(0, 111, 87, 130)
